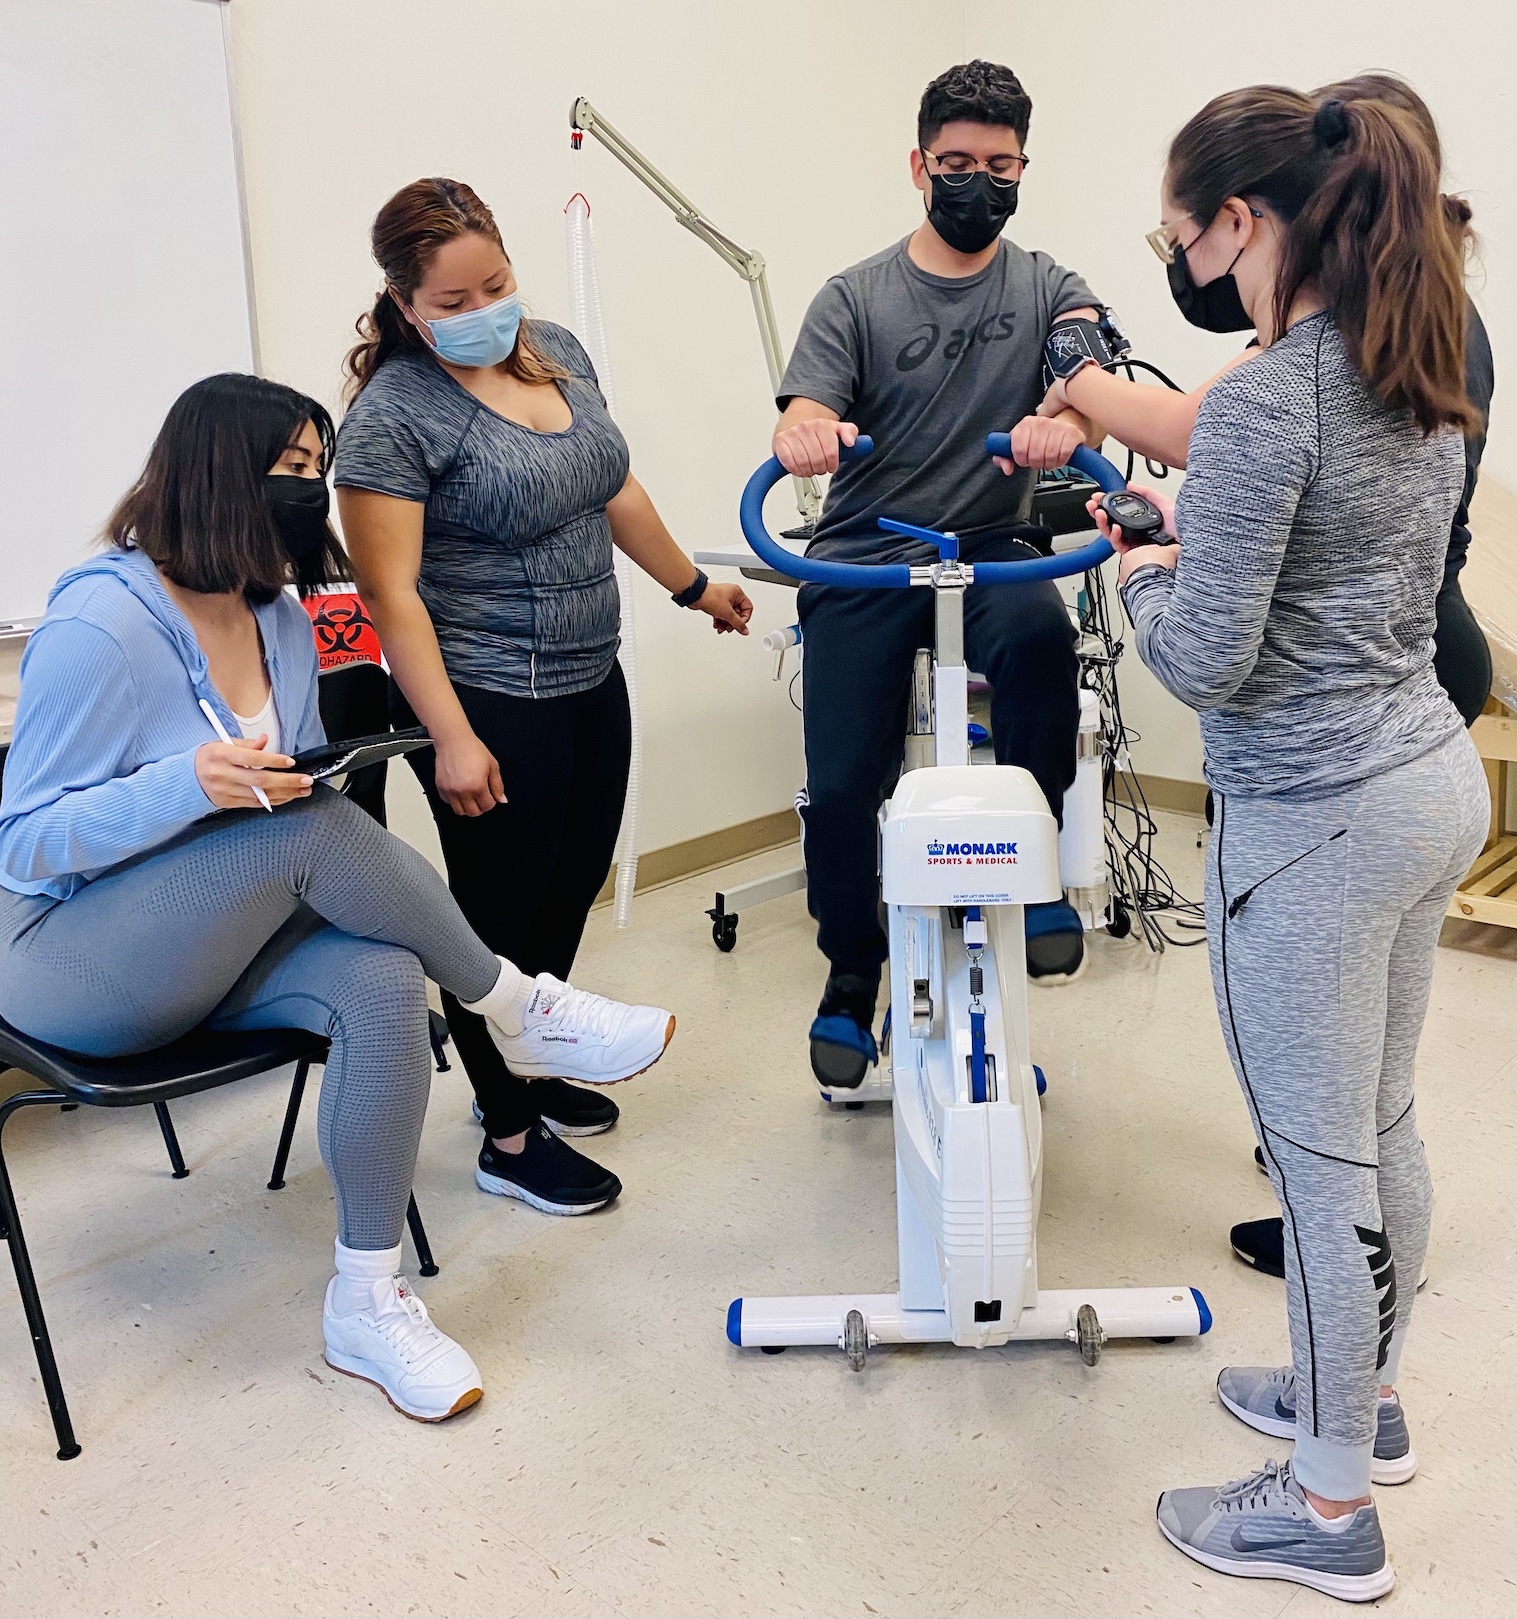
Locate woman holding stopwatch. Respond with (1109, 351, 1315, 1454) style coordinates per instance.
(1085, 87, 1486, 1598)
(336, 178, 751, 1220)
(1045, 75, 1493, 729)
(0, 373, 672, 1423)
(1047, 75, 1494, 1295)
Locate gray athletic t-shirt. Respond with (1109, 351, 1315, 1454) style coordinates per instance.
(778, 235, 1097, 561)
(334, 322, 629, 699)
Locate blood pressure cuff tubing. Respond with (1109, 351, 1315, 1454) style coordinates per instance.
(1042, 311, 1129, 390)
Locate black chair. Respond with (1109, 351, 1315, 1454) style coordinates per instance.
(0, 689, 451, 1461)
(0, 1017, 440, 1460)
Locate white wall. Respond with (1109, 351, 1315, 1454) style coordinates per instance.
(227, 0, 969, 852)
(971, 0, 1517, 785)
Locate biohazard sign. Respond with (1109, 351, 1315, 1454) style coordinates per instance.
(302, 591, 382, 671)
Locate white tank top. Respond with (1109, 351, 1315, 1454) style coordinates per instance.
(231, 687, 282, 757)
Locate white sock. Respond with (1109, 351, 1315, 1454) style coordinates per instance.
(1303, 1493, 1361, 1533)
(331, 1240, 402, 1316)
(460, 957, 533, 1036)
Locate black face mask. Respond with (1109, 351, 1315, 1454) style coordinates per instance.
(1166, 242, 1253, 334)
(926, 171, 1019, 255)
(265, 474, 331, 564)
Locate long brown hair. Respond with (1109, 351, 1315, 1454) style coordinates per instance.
(1314, 73, 1475, 253)
(1167, 84, 1475, 434)
(107, 373, 349, 603)
(343, 177, 566, 402)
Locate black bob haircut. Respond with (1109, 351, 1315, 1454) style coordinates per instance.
(106, 372, 350, 603)
(918, 60, 1032, 149)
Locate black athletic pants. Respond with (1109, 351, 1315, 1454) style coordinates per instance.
(1433, 573, 1493, 726)
(797, 535, 1079, 978)
(393, 664, 632, 1138)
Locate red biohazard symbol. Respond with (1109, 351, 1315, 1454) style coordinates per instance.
(303, 591, 383, 671)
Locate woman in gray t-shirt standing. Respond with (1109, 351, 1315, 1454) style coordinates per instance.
(336, 178, 750, 1218)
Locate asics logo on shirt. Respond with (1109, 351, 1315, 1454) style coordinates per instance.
(896, 314, 1019, 372)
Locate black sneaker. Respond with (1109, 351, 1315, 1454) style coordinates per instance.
(809, 971, 880, 1091)
(475, 1126, 621, 1216)
(538, 1077, 619, 1136)
(1230, 1215, 1287, 1278)
(470, 1079, 619, 1138)
(1231, 1214, 1429, 1292)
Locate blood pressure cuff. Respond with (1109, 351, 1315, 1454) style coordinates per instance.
(1042, 309, 1130, 390)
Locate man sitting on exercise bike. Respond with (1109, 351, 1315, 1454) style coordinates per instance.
(772, 59, 1106, 1091)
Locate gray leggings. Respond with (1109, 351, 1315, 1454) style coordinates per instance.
(1206, 729, 1489, 1500)
(0, 789, 499, 1249)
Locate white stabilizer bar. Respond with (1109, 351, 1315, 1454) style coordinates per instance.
(730, 1287, 1206, 1349)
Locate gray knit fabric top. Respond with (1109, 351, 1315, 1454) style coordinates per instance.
(334, 322, 628, 699)
(1121, 311, 1465, 798)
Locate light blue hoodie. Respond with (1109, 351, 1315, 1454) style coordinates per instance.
(0, 548, 324, 900)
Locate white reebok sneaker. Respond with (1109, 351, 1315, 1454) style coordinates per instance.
(323, 1274, 482, 1422)
(486, 975, 675, 1085)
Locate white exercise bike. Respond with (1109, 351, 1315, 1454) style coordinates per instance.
(725, 434, 1211, 1367)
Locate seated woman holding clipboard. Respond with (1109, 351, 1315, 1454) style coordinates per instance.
(0, 374, 675, 1423)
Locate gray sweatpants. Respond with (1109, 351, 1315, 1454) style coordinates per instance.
(0, 788, 499, 1249)
(1206, 730, 1489, 1500)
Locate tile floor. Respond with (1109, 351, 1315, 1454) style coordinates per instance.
(1, 813, 1514, 1618)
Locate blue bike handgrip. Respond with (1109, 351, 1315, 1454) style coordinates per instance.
(984, 434, 1125, 495)
(974, 435, 1119, 580)
(739, 435, 916, 587)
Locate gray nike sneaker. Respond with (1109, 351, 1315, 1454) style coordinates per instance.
(1217, 1365, 1417, 1485)
(1156, 1459, 1394, 1601)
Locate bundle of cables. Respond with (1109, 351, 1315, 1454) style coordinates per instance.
(1073, 550, 1207, 952)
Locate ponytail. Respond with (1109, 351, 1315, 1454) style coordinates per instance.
(342, 176, 567, 405)
(1168, 82, 1475, 436)
(343, 287, 425, 403)
(1275, 97, 1474, 435)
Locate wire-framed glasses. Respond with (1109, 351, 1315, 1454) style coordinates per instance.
(920, 147, 1028, 188)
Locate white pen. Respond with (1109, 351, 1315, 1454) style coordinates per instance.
(198, 697, 273, 813)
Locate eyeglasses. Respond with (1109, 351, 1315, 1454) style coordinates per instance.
(1145, 219, 1194, 265)
(1147, 203, 1265, 263)
(920, 146, 1028, 188)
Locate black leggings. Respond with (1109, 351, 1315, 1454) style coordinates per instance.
(393, 664, 632, 1138)
(1433, 574, 1493, 727)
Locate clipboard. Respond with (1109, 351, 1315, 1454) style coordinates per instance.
(283, 727, 433, 781)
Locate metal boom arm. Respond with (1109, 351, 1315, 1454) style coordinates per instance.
(569, 96, 818, 523)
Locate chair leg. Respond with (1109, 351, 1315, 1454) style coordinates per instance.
(268, 1059, 310, 1191)
(0, 1092, 83, 1460)
(406, 1193, 439, 1278)
(154, 1102, 188, 1179)
(428, 1009, 451, 1073)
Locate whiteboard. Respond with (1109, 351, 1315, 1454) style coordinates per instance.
(0, 0, 255, 622)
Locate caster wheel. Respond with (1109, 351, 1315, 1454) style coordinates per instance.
(761, 1345, 787, 1356)
(844, 1101, 865, 1111)
(710, 914, 738, 952)
(1151, 1336, 1176, 1344)
(1076, 1303, 1103, 1366)
(843, 1308, 868, 1373)
(1105, 902, 1132, 940)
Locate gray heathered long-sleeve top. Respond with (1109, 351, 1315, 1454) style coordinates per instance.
(1120, 311, 1466, 798)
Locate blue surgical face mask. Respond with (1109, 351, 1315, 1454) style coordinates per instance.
(416, 290, 522, 368)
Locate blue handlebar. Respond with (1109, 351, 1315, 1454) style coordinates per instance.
(739, 435, 1118, 588)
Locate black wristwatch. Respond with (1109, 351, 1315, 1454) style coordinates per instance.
(672, 568, 708, 608)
